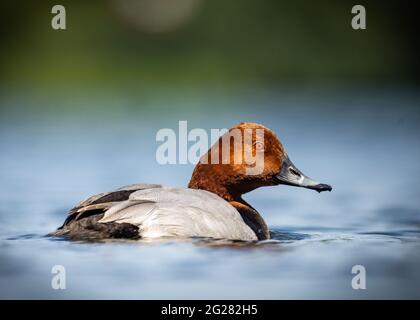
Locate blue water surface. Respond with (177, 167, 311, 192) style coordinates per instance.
(0, 89, 419, 299)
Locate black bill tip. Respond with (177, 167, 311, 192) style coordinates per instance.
(310, 183, 333, 193)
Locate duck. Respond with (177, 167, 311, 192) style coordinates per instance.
(51, 122, 332, 241)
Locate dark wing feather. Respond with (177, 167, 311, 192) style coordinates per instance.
(62, 183, 161, 226)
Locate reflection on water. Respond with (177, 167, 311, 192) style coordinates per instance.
(0, 90, 419, 299)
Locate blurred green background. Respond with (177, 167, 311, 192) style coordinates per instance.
(0, 0, 418, 107)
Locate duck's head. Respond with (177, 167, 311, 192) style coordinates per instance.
(188, 122, 332, 201)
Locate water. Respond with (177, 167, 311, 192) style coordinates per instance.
(0, 89, 419, 299)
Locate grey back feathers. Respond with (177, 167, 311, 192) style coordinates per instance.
(61, 184, 257, 241)
(99, 187, 257, 241)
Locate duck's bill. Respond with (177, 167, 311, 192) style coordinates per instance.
(275, 154, 332, 193)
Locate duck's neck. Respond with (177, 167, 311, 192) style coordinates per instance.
(188, 177, 235, 202)
(188, 165, 270, 240)
(188, 164, 240, 202)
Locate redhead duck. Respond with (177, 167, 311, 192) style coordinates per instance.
(52, 122, 331, 241)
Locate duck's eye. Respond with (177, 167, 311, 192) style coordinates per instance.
(254, 141, 264, 151)
(289, 167, 300, 177)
